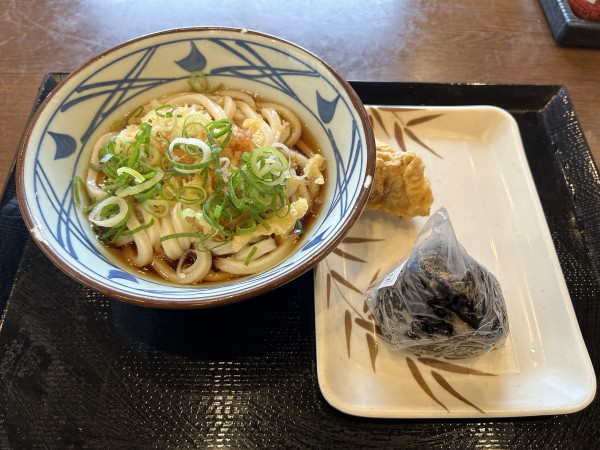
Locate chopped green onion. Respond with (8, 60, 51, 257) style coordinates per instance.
(72, 176, 87, 206)
(175, 185, 207, 205)
(74, 96, 306, 255)
(116, 166, 145, 183)
(236, 217, 257, 235)
(243, 246, 258, 266)
(248, 146, 289, 186)
(182, 114, 210, 138)
(116, 171, 164, 197)
(127, 105, 144, 125)
(208, 118, 233, 140)
(133, 182, 161, 202)
(142, 199, 170, 218)
(88, 196, 130, 228)
(202, 193, 230, 237)
(154, 104, 174, 118)
(97, 221, 128, 245)
(293, 219, 304, 235)
(188, 71, 221, 93)
(121, 218, 155, 236)
(88, 162, 105, 172)
(214, 204, 223, 219)
(166, 137, 213, 173)
(99, 152, 115, 164)
(159, 181, 177, 201)
(136, 123, 152, 159)
(160, 231, 207, 242)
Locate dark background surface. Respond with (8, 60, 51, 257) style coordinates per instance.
(0, 75, 599, 449)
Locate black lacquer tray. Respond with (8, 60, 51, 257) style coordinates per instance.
(1, 74, 599, 448)
(540, 0, 600, 47)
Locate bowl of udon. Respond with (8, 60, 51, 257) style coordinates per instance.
(16, 27, 375, 308)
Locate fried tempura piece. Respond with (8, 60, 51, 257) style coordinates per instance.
(366, 140, 434, 218)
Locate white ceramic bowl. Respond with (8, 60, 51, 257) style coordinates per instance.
(16, 27, 375, 308)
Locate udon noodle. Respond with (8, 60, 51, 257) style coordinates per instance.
(74, 84, 326, 285)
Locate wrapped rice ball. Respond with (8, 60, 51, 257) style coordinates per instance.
(365, 207, 509, 359)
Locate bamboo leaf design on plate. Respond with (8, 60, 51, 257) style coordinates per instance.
(393, 121, 407, 151)
(380, 107, 423, 113)
(369, 269, 381, 285)
(405, 113, 443, 127)
(363, 299, 370, 314)
(345, 310, 352, 357)
(355, 317, 373, 332)
(368, 108, 446, 158)
(405, 356, 491, 412)
(326, 273, 331, 308)
(369, 109, 388, 137)
(430, 370, 485, 413)
(406, 357, 449, 412)
(330, 270, 363, 295)
(354, 317, 382, 336)
(328, 235, 383, 374)
(352, 318, 380, 371)
(332, 248, 366, 263)
(342, 236, 384, 244)
(403, 128, 442, 158)
(417, 357, 496, 376)
(366, 333, 378, 373)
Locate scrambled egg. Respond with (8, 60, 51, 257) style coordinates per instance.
(230, 198, 308, 251)
(187, 198, 309, 252)
(303, 154, 326, 185)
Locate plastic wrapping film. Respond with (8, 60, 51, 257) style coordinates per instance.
(366, 208, 509, 359)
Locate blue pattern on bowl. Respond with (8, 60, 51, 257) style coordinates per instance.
(20, 29, 372, 304)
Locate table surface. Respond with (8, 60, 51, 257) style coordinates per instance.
(2, 0, 600, 192)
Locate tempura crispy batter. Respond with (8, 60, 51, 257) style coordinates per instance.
(366, 140, 434, 218)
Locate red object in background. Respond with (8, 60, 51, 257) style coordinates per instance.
(569, 0, 600, 21)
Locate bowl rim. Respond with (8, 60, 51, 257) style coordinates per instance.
(15, 26, 376, 309)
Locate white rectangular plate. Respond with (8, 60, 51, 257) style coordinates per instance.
(314, 105, 596, 418)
